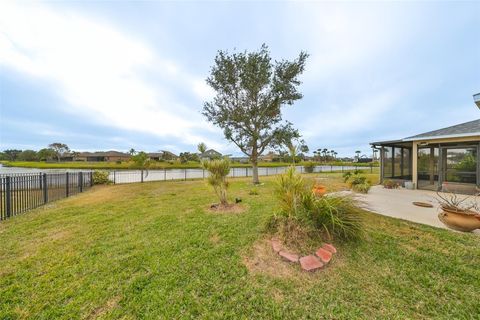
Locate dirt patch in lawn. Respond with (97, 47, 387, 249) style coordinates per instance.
(206, 203, 246, 214)
(87, 295, 121, 319)
(243, 239, 311, 281)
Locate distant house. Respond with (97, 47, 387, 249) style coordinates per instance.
(230, 156, 249, 163)
(259, 151, 278, 162)
(200, 149, 222, 160)
(148, 151, 178, 161)
(69, 151, 131, 162)
(354, 156, 373, 163)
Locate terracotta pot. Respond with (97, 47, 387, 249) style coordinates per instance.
(438, 207, 480, 232)
(313, 185, 327, 197)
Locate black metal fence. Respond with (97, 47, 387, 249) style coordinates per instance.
(0, 172, 93, 221)
(0, 165, 377, 220)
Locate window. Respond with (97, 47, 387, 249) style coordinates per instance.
(445, 147, 477, 184)
(403, 148, 411, 177)
(383, 147, 393, 178)
(393, 147, 402, 178)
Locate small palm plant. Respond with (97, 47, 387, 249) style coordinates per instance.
(202, 158, 230, 206)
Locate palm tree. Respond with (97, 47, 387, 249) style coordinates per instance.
(355, 150, 361, 161)
(331, 150, 337, 160)
(322, 148, 328, 162)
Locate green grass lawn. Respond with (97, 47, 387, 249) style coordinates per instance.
(0, 173, 478, 319)
(1, 160, 377, 170)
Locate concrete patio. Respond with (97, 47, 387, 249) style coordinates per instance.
(359, 185, 480, 234)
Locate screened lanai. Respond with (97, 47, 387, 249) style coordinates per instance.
(371, 119, 480, 194)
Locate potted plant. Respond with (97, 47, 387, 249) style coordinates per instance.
(436, 192, 480, 232)
(312, 184, 327, 197)
(383, 179, 399, 189)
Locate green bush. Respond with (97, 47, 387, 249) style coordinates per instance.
(92, 170, 111, 185)
(352, 182, 371, 194)
(303, 161, 315, 173)
(344, 170, 371, 194)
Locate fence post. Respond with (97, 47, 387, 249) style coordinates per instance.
(113, 170, 116, 184)
(5, 176, 11, 218)
(43, 173, 48, 204)
(184, 169, 187, 181)
(65, 172, 69, 197)
(266, 167, 269, 176)
(79, 172, 83, 192)
(331, 165, 333, 172)
(342, 165, 344, 173)
(203, 169, 205, 179)
(164, 169, 166, 181)
(246, 167, 248, 177)
(141, 170, 144, 183)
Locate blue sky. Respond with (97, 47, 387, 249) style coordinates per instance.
(0, 1, 479, 157)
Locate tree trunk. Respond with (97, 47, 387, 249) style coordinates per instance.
(252, 161, 260, 184)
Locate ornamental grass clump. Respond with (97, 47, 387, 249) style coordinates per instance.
(271, 166, 364, 242)
(275, 166, 308, 218)
(202, 159, 230, 206)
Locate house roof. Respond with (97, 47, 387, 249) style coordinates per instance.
(148, 151, 178, 158)
(201, 149, 222, 157)
(403, 119, 480, 141)
(371, 119, 480, 146)
(474, 93, 480, 108)
(79, 151, 130, 157)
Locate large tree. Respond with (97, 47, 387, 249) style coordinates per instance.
(37, 148, 56, 161)
(48, 143, 70, 162)
(197, 142, 207, 154)
(203, 44, 308, 184)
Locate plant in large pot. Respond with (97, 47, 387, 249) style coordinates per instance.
(436, 192, 480, 232)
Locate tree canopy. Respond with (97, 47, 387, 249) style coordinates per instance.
(203, 44, 308, 183)
(48, 143, 70, 162)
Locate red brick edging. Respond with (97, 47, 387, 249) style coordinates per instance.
(271, 238, 337, 272)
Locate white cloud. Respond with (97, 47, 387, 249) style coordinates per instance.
(0, 1, 218, 148)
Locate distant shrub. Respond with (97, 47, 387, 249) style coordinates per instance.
(303, 161, 315, 173)
(93, 170, 111, 185)
(116, 160, 122, 164)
